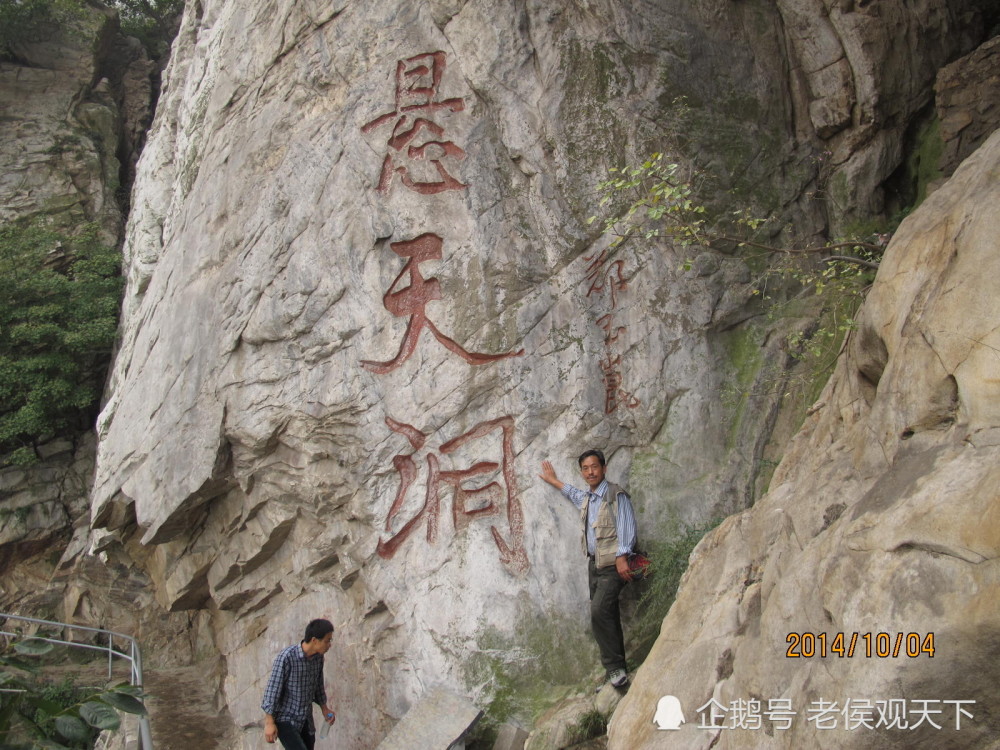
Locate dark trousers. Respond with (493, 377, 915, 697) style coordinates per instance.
(277, 721, 315, 750)
(588, 556, 627, 673)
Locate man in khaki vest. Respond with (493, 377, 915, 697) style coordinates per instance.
(540, 449, 637, 689)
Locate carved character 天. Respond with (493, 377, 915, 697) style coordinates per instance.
(360, 233, 524, 373)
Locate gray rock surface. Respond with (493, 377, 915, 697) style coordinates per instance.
(2, 1, 994, 748)
(936, 35, 1000, 177)
(376, 686, 482, 749)
(608, 127, 1000, 749)
(83, 1, 987, 747)
(0, 0, 214, 702)
(0, 4, 151, 237)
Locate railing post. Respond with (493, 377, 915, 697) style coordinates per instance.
(0, 612, 153, 749)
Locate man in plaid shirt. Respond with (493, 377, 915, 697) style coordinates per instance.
(262, 619, 336, 749)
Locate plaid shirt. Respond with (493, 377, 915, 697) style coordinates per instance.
(261, 644, 327, 731)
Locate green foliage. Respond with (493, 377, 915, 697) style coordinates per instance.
(587, 153, 709, 247)
(0, 0, 182, 61)
(0, 639, 146, 749)
(589, 150, 888, 402)
(110, 0, 184, 59)
(0, 221, 123, 465)
(630, 518, 723, 664)
(0, 0, 87, 59)
(568, 708, 607, 744)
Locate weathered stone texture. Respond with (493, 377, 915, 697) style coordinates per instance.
(936, 35, 1000, 177)
(1, 6, 118, 234)
(775, 0, 981, 229)
(607, 128, 1000, 749)
(0, 0, 208, 695)
(80, 1, 990, 747)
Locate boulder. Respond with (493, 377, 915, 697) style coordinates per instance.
(607, 127, 1000, 749)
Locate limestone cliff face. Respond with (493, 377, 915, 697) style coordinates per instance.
(1, 3, 149, 599)
(609, 127, 1000, 748)
(84, 0, 990, 746)
(0, 3, 152, 236)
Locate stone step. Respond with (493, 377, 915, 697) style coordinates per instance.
(376, 686, 483, 750)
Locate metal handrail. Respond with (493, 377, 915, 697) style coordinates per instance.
(0, 612, 154, 749)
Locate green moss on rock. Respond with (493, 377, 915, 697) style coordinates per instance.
(463, 610, 596, 732)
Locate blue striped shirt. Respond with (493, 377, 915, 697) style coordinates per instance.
(561, 479, 637, 557)
(261, 644, 327, 731)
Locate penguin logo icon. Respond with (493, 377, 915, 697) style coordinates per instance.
(653, 695, 685, 730)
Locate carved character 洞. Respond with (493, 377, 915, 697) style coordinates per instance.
(376, 415, 528, 574)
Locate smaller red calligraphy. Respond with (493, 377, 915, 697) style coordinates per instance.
(584, 248, 628, 309)
(600, 354, 641, 413)
(581, 248, 640, 414)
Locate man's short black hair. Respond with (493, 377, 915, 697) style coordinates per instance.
(303, 618, 334, 643)
(578, 449, 606, 467)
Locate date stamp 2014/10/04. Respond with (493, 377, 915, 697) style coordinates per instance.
(786, 632, 935, 659)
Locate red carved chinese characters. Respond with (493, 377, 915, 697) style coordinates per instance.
(599, 354, 641, 413)
(584, 248, 628, 308)
(360, 233, 524, 373)
(363, 52, 529, 574)
(582, 249, 640, 414)
(362, 51, 468, 194)
(376, 416, 528, 574)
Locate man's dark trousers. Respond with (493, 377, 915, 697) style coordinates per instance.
(277, 721, 315, 750)
(588, 556, 627, 672)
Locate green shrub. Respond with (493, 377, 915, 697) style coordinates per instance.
(25, 677, 100, 749)
(0, 638, 147, 749)
(0, 0, 86, 60)
(568, 708, 607, 744)
(111, 0, 184, 59)
(0, 221, 122, 465)
(0, 0, 182, 62)
(630, 518, 723, 664)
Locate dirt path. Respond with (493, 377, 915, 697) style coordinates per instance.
(30, 661, 238, 749)
(142, 666, 238, 749)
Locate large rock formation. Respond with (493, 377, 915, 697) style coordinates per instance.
(3, 0, 995, 747)
(0, 3, 153, 235)
(0, 0, 209, 699)
(608, 127, 1000, 749)
(1, 2, 143, 585)
(85, 0, 989, 746)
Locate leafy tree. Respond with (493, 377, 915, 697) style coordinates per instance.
(110, 0, 184, 59)
(0, 0, 183, 61)
(0, 222, 123, 465)
(588, 152, 884, 263)
(587, 152, 888, 392)
(0, 638, 147, 749)
(0, 0, 86, 60)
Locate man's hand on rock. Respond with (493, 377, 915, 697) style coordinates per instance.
(539, 460, 563, 489)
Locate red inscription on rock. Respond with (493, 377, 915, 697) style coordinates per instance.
(581, 249, 640, 414)
(377, 416, 528, 574)
(361, 233, 524, 373)
(362, 51, 468, 195)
